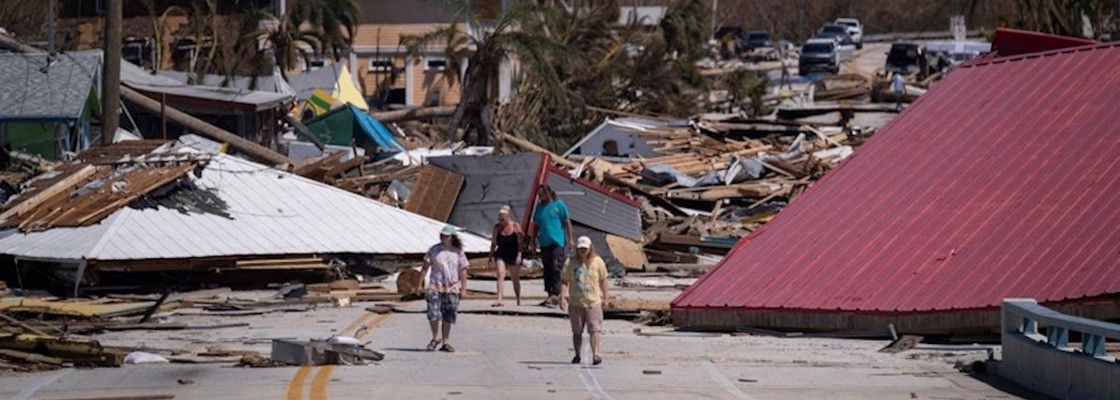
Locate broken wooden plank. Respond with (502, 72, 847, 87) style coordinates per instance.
(0, 165, 97, 225)
(0, 348, 65, 365)
(0, 312, 48, 336)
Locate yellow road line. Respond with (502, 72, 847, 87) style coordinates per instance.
(339, 311, 374, 335)
(356, 313, 391, 339)
(285, 365, 312, 400)
(309, 365, 335, 400)
(287, 310, 393, 399)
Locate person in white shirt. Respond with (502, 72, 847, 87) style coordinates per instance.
(419, 225, 470, 353)
(892, 72, 907, 111)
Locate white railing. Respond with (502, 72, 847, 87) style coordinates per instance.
(1000, 298, 1119, 400)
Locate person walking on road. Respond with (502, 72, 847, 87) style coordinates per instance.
(892, 72, 907, 111)
(529, 184, 573, 308)
(489, 205, 523, 306)
(418, 225, 469, 353)
(561, 236, 609, 365)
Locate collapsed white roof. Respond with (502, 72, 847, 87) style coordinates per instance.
(0, 152, 489, 262)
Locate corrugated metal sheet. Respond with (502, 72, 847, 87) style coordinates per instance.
(674, 42, 1120, 314)
(429, 153, 542, 237)
(0, 51, 101, 120)
(546, 168, 642, 241)
(0, 153, 490, 261)
(121, 60, 292, 111)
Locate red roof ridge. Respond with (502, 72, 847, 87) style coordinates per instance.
(963, 39, 1119, 69)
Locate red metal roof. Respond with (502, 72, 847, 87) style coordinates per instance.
(989, 27, 1098, 57)
(673, 41, 1120, 314)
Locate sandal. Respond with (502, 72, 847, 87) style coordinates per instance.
(592, 356, 602, 365)
(439, 343, 456, 353)
(571, 355, 581, 364)
(426, 339, 441, 351)
(491, 302, 504, 307)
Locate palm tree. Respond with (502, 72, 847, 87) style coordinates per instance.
(140, 0, 187, 72)
(401, 1, 568, 145)
(238, 8, 325, 80)
(292, 0, 361, 61)
(184, 0, 221, 84)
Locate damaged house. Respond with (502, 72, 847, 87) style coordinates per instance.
(0, 139, 489, 289)
(0, 51, 102, 160)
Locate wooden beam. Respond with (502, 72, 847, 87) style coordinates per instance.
(0, 312, 48, 336)
(0, 165, 98, 225)
(120, 86, 291, 166)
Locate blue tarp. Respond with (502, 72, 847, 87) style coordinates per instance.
(350, 105, 405, 152)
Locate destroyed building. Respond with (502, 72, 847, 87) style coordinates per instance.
(0, 140, 489, 289)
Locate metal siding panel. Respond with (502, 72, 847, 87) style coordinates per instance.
(547, 170, 641, 241)
(675, 44, 1120, 314)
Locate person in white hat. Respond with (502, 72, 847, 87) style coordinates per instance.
(418, 225, 469, 353)
(489, 204, 523, 306)
(560, 236, 609, 365)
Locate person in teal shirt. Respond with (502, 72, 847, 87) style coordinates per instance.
(529, 184, 573, 307)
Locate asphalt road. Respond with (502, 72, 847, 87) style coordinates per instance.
(0, 289, 1038, 399)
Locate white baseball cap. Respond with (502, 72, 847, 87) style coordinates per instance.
(576, 236, 592, 249)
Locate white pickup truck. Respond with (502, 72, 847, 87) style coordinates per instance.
(834, 18, 863, 49)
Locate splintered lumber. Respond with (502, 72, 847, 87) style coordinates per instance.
(120, 86, 290, 166)
(665, 183, 778, 201)
(294, 151, 347, 178)
(235, 258, 329, 270)
(0, 348, 65, 365)
(0, 312, 48, 336)
(0, 165, 97, 225)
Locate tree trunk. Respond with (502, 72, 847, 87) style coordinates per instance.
(121, 86, 292, 166)
(369, 106, 456, 123)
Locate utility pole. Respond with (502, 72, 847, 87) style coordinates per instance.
(48, 0, 56, 53)
(101, 0, 122, 145)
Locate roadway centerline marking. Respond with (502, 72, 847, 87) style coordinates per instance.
(293, 310, 392, 399)
(576, 365, 615, 400)
(284, 365, 312, 400)
(10, 369, 71, 400)
(309, 365, 335, 400)
(703, 361, 756, 400)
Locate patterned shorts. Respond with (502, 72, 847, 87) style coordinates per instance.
(425, 291, 461, 323)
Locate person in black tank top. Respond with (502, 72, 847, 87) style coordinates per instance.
(489, 205, 523, 306)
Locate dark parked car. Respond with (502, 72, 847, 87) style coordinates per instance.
(745, 30, 773, 51)
(816, 24, 856, 47)
(885, 42, 926, 74)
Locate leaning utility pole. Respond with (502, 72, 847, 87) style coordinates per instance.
(101, 0, 122, 145)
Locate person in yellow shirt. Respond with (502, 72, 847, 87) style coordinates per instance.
(560, 236, 609, 365)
